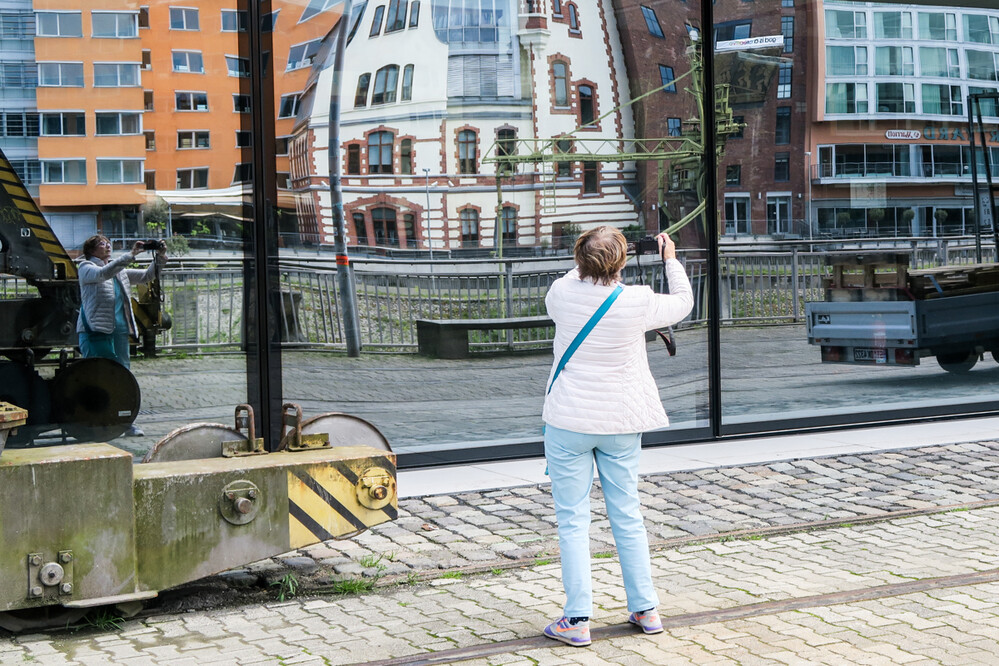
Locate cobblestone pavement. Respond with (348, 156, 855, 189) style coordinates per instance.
(4, 500, 999, 663)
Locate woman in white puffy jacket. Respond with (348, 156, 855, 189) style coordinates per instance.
(541, 226, 693, 647)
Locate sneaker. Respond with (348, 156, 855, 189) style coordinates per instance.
(126, 424, 145, 437)
(543, 616, 591, 646)
(628, 608, 663, 634)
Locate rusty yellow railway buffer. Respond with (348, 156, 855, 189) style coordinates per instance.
(0, 402, 397, 629)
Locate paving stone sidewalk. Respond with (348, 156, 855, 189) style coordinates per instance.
(5, 499, 999, 664)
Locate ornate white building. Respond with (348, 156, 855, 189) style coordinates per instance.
(291, 0, 639, 251)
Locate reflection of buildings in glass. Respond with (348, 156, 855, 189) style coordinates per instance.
(292, 0, 639, 250)
(814, 0, 999, 239)
(0, 0, 337, 249)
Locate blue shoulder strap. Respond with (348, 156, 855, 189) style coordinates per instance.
(546, 284, 623, 395)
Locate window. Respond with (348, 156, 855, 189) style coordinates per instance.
(579, 85, 595, 126)
(568, 5, 578, 30)
(553, 0, 563, 15)
(641, 6, 663, 38)
(287, 40, 321, 70)
(876, 83, 915, 113)
(826, 83, 867, 114)
(144, 90, 155, 111)
(96, 112, 140, 135)
(667, 117, 681, 136)
(496, 128, 516, 174)
(38, 62, 83, 87)
(826, 9, 866, 39)
(142, 50, 152, 70)
(299, 0, 339, 23)
(42, 160, 86, 184)
(459, 209, 479, 247)
(94, 63, 140, 87)
(2, 112, 40, 138)
(144, 171, 155, 189)
(400, 138, 413, 174)
(169, 7, 199, 30)
(144, 130, 155, 150)
(221, 9, 248, 31)
(353, 213, 369, 245)
(355, 74, 371, 107)
(968, 51, 999, 82)
(372, 65, 399, 104)
(875, 11, 912, 39)
(368, 131, 394, 174)
(553, 61, 569, 106)
(775, 107, 790, 144)
(731, 115, 744, 139)
(370, 6, 385, 36)
(232, 163, 252, 184)
(781, 0, 793, 6)
(177, 167, 209, 189)
(922, 84, 963, 115)
(501, 206, 516, 243)
(774, 154, 789, 182)
(401, 65, 414, 101)
(874, 46, 914, 76)
(385, 0, 407, 32)
(781, 16, 794, 53)
(92, 12, 137, 38)
(402, 214, 416, 245)
(8, 158, 41, 184)
(40, 112, 84, 136)
(659, 65, 675, 93)
(826, 46, 866, 76)
(138, 6, 149, 28)
(409, 0, 420, 27)
(236, 131, 252, 148)
(919, 12, 956, 41)
(919, 47, 960, 78)
(716, 21, 751, 42)
(233, 94, 251, 113)
(177, 130, 210, 148)
(373, 207, 398, 246)
(725, 165, 741, 186)
(278, 94, 301, 118)
(555, 138, 572, 177)
(97, 159, 142, 184)
(582, 162, 598, 193)
(172, 51, 204, 73)
(226, 56, 251, 78)
(767, 195, 792, 235)
(725, 195, 750, 234)
(776, 62, 791, 99)
(261, 11, 279, 32)
(275, 137, 290, 155)
(457, 129, 477, 174)
(347, 145, 361, 174)
(276, 172, 291, 189)
(36, 12, 82, 37)
(965, 15, 999, 45)
(970, 87, 999, 117)
(175, 91, 208, 111)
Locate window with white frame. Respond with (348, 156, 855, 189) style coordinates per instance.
(233, 94, 251, 113)
(92, 12, 138, 38)
(965, 14, 999, 44)
(922, 83, 963, 115)
(875, 82, 914, 113)
(40, 112, 85, 136)
(919, 47, 959, 78)
(176, 167, 208, 189)
(918, 12, 956, 41)
(826, 46, 867, 76)
(172, 50, 204, 73)
(826, 9, 866, 39)
(781, 16, 793, 53)
(724, 195, 750, 234)
(95, 112, 141, 135)
(97, 159, 142, 184)
(169, 7, 199, 30)
(826, 82, 867, 114)
(766, 195, 792, 235)
(175, 91, 208, 111)
(36, 12, 82, 37)
(553, 61, 569, 106)
(667, 117, 682, 136)
(874, 46, 913, 76)
(232, 163, 252, 184)
(221, 9, 248, 31)
(278, 93, 300, 118)
(968, 50, 999, 82)
(225, 55, 250, 77)
(38, 62, 83, 87)
(94, 63, 140, 86)
(177, 130, 210, 148)
(42, 159, 86, 184)
(776, 62, 791, 99)
(874, 11, 912, 39)
(287, 39, 321, 70)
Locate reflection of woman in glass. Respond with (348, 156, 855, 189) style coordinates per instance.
(77, 235, 166, 434)
(541, 226, 692, 647)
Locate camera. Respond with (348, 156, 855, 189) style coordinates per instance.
(628, 235, 660, 256)
(141, 239, 166, 251)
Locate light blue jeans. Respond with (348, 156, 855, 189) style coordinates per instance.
(544, 424, 659, 617)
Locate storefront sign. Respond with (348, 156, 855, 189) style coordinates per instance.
(716, 35, 784, 52)
(885, 130, 920, 140)
(921, 126, 999, 143)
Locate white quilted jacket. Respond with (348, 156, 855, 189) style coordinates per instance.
(542, 259, 694, 434)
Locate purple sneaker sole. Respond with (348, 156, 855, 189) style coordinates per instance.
(629, 611, 664, 634)
(544, 620, 592, 646)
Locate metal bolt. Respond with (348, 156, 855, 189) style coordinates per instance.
(247, 489, 257, 499)
(60, 552, 73, 564)
(30, 586, 42, 597)
(29, 555, 41, 566)
(61, 583, 72, 594)
(234, 497, 253, 514)
(226, 491, 236, 500)
(370, 486, 388, 500)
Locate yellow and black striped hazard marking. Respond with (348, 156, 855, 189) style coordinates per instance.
(288, 458, 398, 548)
(0, 148, 76, 279)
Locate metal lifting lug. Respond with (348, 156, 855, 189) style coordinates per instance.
(356, 467, 396, 511)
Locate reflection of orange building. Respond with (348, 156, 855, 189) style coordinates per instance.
(29, 0, 341, 244)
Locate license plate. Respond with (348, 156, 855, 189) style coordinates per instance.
(854, 347, 887, 363)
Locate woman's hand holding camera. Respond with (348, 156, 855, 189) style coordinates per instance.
(656, 233, 676, 261)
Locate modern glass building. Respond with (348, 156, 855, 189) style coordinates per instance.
(1, 0, 998, 469)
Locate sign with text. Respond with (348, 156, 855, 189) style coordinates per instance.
(716, 35, 784, 52)
(885, 130, 921, 140)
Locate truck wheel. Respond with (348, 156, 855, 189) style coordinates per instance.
(937, 351, 978, 374)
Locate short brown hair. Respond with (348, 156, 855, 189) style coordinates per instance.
(82, 235, 110, 258)
(574, 226, 627, 286)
